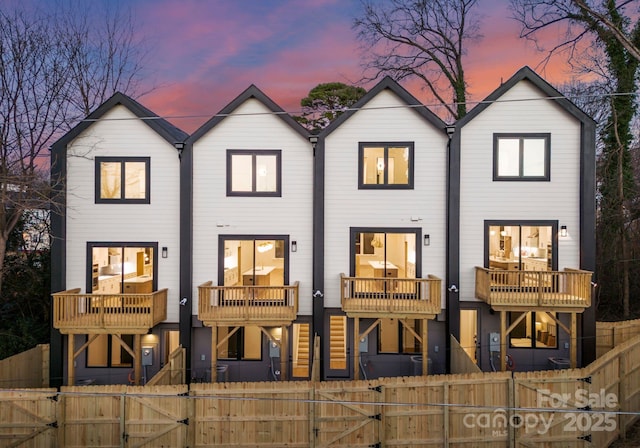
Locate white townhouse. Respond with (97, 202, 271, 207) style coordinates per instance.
(315, 77, 449, 379)
(50, 93, 188, 386)
(49, 66, 596, 386)
(184, 86, 314, 382)
(452, 67, 596, 372)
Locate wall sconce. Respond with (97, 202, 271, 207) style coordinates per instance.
(560, 226, 567, 237)
(291, 240, 297, 252)
(424, 234, 430, 246)
(162, 247, 168, 258)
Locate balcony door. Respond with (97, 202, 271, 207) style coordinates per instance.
(220, 236, 288, 287)
(88, 243, 156, 293)
(350, 228, 420, 294)
(487, 223, 557, 272)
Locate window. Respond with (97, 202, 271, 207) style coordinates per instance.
(88, 244, 156, 293)
(378, 319, 422, 353)
(220, 237, 287, 287)
(351, 229, 419, 282)
(227, 150, 281, 196)
(95, 157, 150, 203)
(217, 326, 262, 360)
(87, 334, 134, 367)
(359, 142, 414, 189)
(487, 223, 555, 272)
(494, 134, 550, 180)
(509, 312, 558, 349)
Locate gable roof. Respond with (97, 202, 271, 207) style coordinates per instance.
(187, 85, 309, 143)
(51, 92, 188, 151)
(457, 66, 595, 128)
(320, 76, 447, 137)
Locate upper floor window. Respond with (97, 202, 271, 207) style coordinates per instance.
(227, 150, 281, 196)
(95, 157, 150, 203)
(359, 142, 414, 189)
(493, 134, 550, 181)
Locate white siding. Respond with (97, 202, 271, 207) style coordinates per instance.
(459, 81, 582, 301)
(66, 105, 181, 322)
(324, 90, 448, 308)
(192, 98, 314, 315)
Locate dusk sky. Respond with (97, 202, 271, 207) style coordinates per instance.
(123, 0, 574, 132)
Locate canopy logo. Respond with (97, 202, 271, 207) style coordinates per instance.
(462, 388, 618, 436)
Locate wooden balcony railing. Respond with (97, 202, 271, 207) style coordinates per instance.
(52, 288, 168, 334)
(198, 281, 299, 326)
(475, 267, 592, 312)
(340, 274, 442, 318)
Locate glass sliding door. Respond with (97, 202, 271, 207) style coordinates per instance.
(488, 224, 554, 272)
(221, 237, 287, 287)
(352, 229, 419, 295)
(89, 244, 155, 293)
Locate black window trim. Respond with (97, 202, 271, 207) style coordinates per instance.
(86, 241, 158, 293)
(508, 311, 559, 350)
(85, 334, 134, 368)
(483, 220, 558, 271)
(493, 133, 550, 181)
(218, 234, 290, 286)
(226, 149, 282, 197)
(358, 142, 415, 189)
(95, 156, 151, 204)
(349, 227, 422, 278)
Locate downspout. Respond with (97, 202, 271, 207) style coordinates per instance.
(445, 125, 460, 373)
(310, 135, 325, 380)
(177, 141, 193, 383)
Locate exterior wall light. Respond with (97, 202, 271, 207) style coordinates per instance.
(162, 247, 168, 258)
(560, 226, 567, 237)
(424, 234, 430, 246)
(291, 240, 297, 252)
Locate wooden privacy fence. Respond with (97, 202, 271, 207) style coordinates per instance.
(2, 331, 640, 448)
(0, 345, 49, 389)
(596, 318, 640, 357)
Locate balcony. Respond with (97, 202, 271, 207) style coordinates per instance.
(340, 274, 442, 318)
(198, 281, 299, 327)
(475, 267, 592, 312)
(52, 288, 168, 334)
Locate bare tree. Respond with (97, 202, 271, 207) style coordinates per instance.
(510, 0, 640, 318)
(0, 3, 148, 294)
(353, 0, 481, 120)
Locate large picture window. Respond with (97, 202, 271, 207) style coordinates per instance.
(493, 134, 550, 180)
(95, 157, 150, 203)
(509, 312, 558, 349)
(87, 334, 134, 367)
(217, 326, 262, 360)
(359, 142, 414, 189)
(227, 150, 281, 196)
(378, 318, 422, 354)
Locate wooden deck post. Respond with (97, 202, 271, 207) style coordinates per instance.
(500, 311, 507, 372)
(422, 318, 428, 375)
(211, 326, 218, 383)
(570, 313, 577, 368)
(353, 317, 360, 380)
(280, 324, 288, 381)
(134, 334, 142, 385)
(67, 334, 75, 386)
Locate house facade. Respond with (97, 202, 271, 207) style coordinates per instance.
(50, 66, 596, 386)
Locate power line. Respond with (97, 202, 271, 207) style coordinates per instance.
(74, 90, 639, 125)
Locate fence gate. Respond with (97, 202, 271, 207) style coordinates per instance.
(514, 375, 599, 447)
(124, 385, 188, 448)
(313, 381, 382, 447)
(0, 389, 57, 448)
